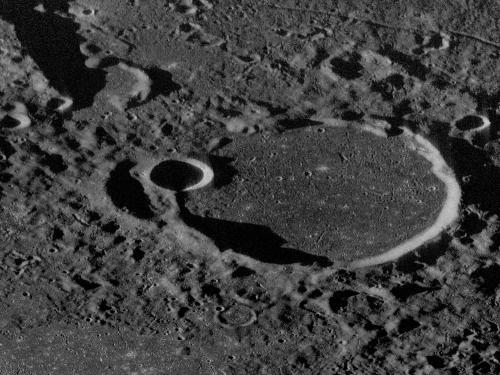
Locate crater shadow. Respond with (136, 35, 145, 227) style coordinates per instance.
(442, 137, 500, 253)
(207, 155, 238, 188)
(444, 137, 500, 215)
(106, 160, 155, 219)
(177, 193, 332, 266)
(144, 67, 181, 98)
(378, 45, 429, 81)
(395, 235, 452, 273)
(1, 0, 106, 109)
(329, 53, 363, 80)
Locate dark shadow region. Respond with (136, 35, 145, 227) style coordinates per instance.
(455, 115, 486, 131)
(329, 53, 363, 80)
(177, 193, 332, 266)
(140, 66, 181, 101)
(276, 118, 324, 131)
(378, 45, 430, 81)
(150, 160, 204, 192)
(106, 160, 155, 219)
(206, 155, 238, 188)
(1, 0, 107, 109)
(471, 263, 500, 295)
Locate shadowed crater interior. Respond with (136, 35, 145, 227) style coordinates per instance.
(455, 115, 486, 131)
(106, 160, 154, 219)
(330, 53, 363, 80)
(150, 160, 204, 191)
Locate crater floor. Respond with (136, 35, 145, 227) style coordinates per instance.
(185, 125, 446, 263)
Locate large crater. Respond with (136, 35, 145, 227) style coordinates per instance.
(183, 125, 447, 264)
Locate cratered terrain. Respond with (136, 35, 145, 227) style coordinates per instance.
(0, 1, 500, 374)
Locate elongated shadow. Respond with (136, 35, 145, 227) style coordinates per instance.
(106, 160, 155, 219)
(177, 194, 332, 266)
(1, 1, 106, 109)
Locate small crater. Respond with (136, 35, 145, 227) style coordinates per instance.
(177, 306, 189, 319)
(150, 160, 205, 191)
(102, 221, 120, 234)
(131, 247, 145, 263)
(80, 42, 101, 56)
(329, 54, 363, 80)
(52, 227, 64, 241)
(413, 32, 450, 55)
(113, 235, 126, 245)
(426, 355, 446, 369)
(40, 153, 67, 174)
(398, 317, 420, 334)
(308, 289, 323, 299)
(161, 122, 174, 136)
(217, 304, 256, 327)
(179, 23, 195, 33)
(201, 283, 220, 298)
(455, 115, 488, 131)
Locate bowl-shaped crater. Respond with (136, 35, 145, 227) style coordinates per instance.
(150, 158, 213, 192)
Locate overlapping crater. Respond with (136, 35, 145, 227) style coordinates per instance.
(150, 124, 455, 266)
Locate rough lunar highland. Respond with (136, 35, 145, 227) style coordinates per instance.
(0, 1, 500, 374)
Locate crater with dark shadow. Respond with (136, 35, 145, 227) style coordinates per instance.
(183, 125, 447, 264)
(150, 160, 205, 191)
(454, 115, 487, 131)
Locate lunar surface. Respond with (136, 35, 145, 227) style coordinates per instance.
(0, 1, 500, 374)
